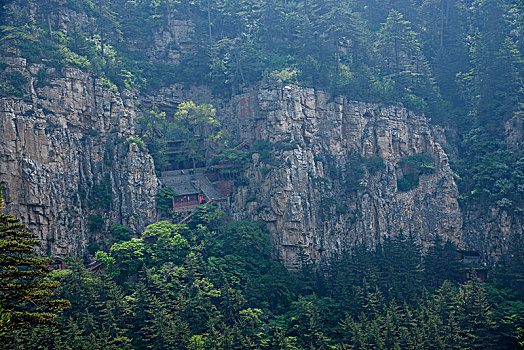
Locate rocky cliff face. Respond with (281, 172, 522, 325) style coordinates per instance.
(0, 57, 157, 256)
(227, 86, 463, 268)
(2, 0, 520, 267)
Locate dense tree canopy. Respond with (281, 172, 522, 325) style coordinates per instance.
(0, 204, 522, 349)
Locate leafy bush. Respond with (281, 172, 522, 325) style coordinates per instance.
(126, 136, 146, 151)
(87, 241, 100, 255)
(269, 68, 299, 85)
(0, 71, 28, 98)
(36, 67, 48, 87)
(344, 159, 366, 192)
(234, 176, 249, 187)
(215, 148, 250, 168)
(397, 153, 435, 192)
(398, 153, 434, 170)
(109, 224, 131, 242)
(274, 139, 299, 151)
(320, 197, 336, 208)
(87, 214, 104, 232)
(89, 174, 112, 210)
(156, 187, 177, 211)
(336, 205, 348, 214)
(250, 139, 273, 161)
(312, 177, 329, 185)
(397, 173, 419, 192)
(365, 156, 385, 174)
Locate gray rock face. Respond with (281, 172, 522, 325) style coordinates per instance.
(462, 207, 523, 267)
(0, 57, 157, 257)
(0, 51, 519, 267)
(148, 17, 195, 64)
(227, 86, 463, 268)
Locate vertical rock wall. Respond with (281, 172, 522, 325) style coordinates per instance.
(227, 86, 463, 268)
(0, 57, 158, 256)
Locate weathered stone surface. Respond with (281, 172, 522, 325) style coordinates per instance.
(228, 86, 463, 269)
(0, 58, 157, 257)
(463, 207, 523, 267)
(148, 17, 195, 64)
(0, 51, 520, 268)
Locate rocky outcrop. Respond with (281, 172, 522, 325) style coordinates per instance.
(228, 86, 463, 269)
(462, 208, 522, 267)
(0, 57, 157, 257)
(148, 18, 195, 64)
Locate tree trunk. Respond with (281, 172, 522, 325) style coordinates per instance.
(47, 13, 53, 41)
(166, 0, 171, 27)
(335, 40, 340, 74)
(207, 0, 213, 43)
(100, 32, 104, 59)
(394, 38, 399, 73)
(237, 56, 245, 85)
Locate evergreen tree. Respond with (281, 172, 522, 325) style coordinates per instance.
(494, 233, 524, 299)
(424, 236, 462, 287)
(456, 278, 499, 349)
(0, 185, 70, 330)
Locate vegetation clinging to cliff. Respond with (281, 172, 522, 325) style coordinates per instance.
(1, 0, 521, 210)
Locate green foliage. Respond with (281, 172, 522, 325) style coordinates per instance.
(109, 224, 130, 243)
(397, 153, 435, 192)
(453, 127, 524, 209)
(269, 68, 300, 85)
(136, 108, 168, 171)
(250, 139, 274, 162)
(398, 153, 435, 170)
(336, 205, 348, 215)
(0, 71, 28, 98)
(214, 148, 250, 169)
(424, 236, 462, 288)
(125, 136, 145, 151)
(494, 233, 524, 300)
(320, 197, 337, 209)
(87, 214, 104, 232)
(344, 158, 366, 192)
(312, 177, 329, 185)
(87, 241, 100, 256)
(397, 173, 419, 192)
(0, 0, 522, 347)
(35, 67, 48, 88)
(365, 156, 386, 174)
(233, 176, 249, 187)
(0, 187, 70, 330)
(155, 187, 177, 211)
(88, 173, 112, 210)
(274, 139, 299, 151)
(1, 201, 522, 348)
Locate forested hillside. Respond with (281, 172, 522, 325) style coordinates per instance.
(1, 204, 524, 349)
(0, 0, 523, 348)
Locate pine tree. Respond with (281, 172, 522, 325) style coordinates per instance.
(0, 185, 70, 330)
(494, 233, 524, 299)
(424, 236, 462, 287)
(456, 278, 499, 349)
(433, 280, 460, 348)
